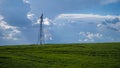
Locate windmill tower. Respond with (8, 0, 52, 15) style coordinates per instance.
(37, 14, 44, 45)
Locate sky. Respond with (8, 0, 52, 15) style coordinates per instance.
(0, 0, 120, 45)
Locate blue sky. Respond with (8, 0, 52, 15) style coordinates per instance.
(0, 0, 120, 45)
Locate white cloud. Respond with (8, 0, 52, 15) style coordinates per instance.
(55, 14, 120, 31)
(26, 13, 120, 43)
(0, 15, 21, 40)
(35, 17, 53, 41)
(55, 14, 120, 26)
(23, 0, 34, 25)
(43, 18, 52, 26)
(79, 32, 102, 42)
(49, 13, 120, 42)
(23, 0, 30, 4)
(57, 14, 119, 20)
(36, 17, 52, 26)
(97, 17, 120, 32)
(2, 34, 19, 40)
(27, 12, 35, 20)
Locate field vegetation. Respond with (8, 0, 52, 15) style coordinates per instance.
(0, 43, 120, 68)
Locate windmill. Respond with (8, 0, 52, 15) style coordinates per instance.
(37, 14, 44, 45)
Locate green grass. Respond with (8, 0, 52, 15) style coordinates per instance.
(0, 43, 120, 68)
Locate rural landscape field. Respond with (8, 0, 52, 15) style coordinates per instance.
(0, 43, 120, 68)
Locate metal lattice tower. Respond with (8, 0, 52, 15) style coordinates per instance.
(37, 14, 44, 45)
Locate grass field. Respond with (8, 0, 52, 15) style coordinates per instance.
(0, 43, 120, 68)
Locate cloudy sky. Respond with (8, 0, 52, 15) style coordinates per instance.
(0, 0, 120, 45)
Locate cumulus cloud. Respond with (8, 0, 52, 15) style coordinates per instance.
(25, 0, 53, 42)
(97, 17, 120, 32)
(29, 13, 119, 43)
(23, 0, 30, 4)
(27, 12, 34, 19)
(36, 17, 52, 26)
(56, 14, 120, 31)
(27, 12, 35, 22)
(0, 15, 21, 40)
(47, 13, 120, 43)
(0, 0, 118, 44)
(56, 14, 118, 27)
(79, 32, 102, 42)
(24, 0, 36, 24)
(43, 18, 52, 26)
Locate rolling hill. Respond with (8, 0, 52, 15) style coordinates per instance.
(0, 43, 120, 68)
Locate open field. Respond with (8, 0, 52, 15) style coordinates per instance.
(0, 43, 120, 68)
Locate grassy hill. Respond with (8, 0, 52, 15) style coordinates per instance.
(0, 43, 120, 68)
